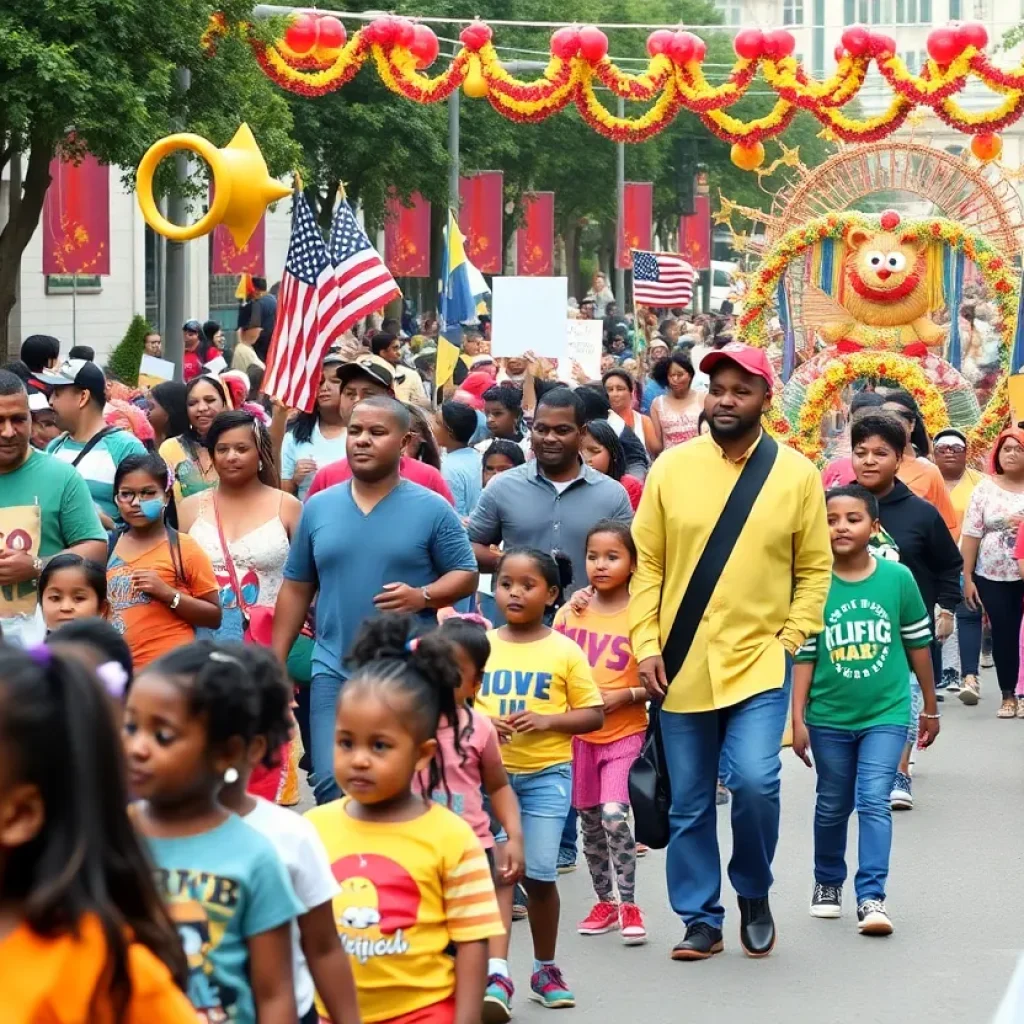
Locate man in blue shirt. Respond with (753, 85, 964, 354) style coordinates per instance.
(273, 396, 478, 803)
(435, 400, 483, 518)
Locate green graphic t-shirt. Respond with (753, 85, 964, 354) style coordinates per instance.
(795, 558, 931, 730)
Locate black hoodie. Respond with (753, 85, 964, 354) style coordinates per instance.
(877, 479, 962, 616)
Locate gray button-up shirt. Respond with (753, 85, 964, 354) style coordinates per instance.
(466, 460, 634, 595)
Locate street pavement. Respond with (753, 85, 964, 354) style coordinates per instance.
(505, 671, 1024, 1024)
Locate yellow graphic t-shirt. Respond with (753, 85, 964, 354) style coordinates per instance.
(475, 629, 602, 775)
(304, 800, 504, 1024)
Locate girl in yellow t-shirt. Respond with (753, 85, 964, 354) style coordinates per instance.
(554, 520, 649, 947)
(474, 548, 604, 1014)
(305, 615, 505, 1024)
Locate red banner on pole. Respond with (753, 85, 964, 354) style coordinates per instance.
(211, 186, 266, 276)
(459, 171, 503, 274)
(42, 153, 110, 275)
(679, 196, 711, 270)
(516, 192, 554, 276)
(384, 190, 431, 277)
(617, 182, 653, 269)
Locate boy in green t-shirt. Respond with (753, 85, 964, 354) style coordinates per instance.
(792, 484, 940, 937)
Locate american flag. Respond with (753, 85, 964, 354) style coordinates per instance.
(631, 250, 695, 308)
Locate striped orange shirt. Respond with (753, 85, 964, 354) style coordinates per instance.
(305, 800, 504, 1024)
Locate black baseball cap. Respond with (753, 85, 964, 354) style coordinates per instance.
(336, 359, 394, 391)
(35, 358, 106, 405)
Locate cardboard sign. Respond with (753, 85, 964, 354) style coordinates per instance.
(563, 319, 603, 381)
(491, 277, 568, 361)
(137, 354, 175, 390)
(0, 505, 41, 617)
(203, 355, 228, 375)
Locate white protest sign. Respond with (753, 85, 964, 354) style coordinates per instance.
(203, 355, 228, 375)
(563, 319, 603, 381)
(137, 354, 175, 389)
(491, 276, 568, 361)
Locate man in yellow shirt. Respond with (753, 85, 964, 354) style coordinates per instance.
(630, 342, 831, 962)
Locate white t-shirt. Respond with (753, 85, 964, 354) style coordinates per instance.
(244, 797, 339, 1016)
(280, 422, 348, 500)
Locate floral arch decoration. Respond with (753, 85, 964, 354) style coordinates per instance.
(740, 211, 1016, 462)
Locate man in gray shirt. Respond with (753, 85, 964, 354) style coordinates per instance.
(466, 388, 633, 597)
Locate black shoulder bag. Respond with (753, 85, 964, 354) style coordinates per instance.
(629, 433, 779, 849)
(54, 426, 117, 468)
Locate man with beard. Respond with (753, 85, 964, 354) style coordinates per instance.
(466, 387, 633, 600)
(272, 396, 478, 803)
(630, 342, 831, 961)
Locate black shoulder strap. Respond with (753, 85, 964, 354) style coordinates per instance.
(662, 433, 779, 683)
(71, 426, 117, 468)
(165, 525, 185, 585)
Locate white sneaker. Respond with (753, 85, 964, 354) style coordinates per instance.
(857, 899, 893, 936)
(890, 772, 913, 811)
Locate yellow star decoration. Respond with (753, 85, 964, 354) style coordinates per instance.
(906, 110, 929, 128)
(730, 229, 750, 250)
(713, 196, 736, 226)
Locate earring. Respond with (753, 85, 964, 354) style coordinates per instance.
(223, 767, 239, 785)
(258, 461, 264, 471)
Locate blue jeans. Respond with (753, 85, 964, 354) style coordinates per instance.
(508, 763, 573, 882)
(807, 724, 906, 903)
(660, 679, 790, 929)
(957, 600, 982, 678)
(559, 806, 578, 860)
(310, 673, 344, 804)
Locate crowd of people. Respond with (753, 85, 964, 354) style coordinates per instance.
(0, 290, 1017, 1024)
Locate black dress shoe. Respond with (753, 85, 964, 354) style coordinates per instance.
(738, 895, 776, 957)
(670, 922, 724, 961)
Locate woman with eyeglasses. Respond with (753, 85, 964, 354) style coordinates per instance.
(880, 392, 958, 538)
(961, 428, 1024, 717)
(934, 429, 986, 702)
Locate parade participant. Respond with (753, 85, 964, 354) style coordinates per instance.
(125, 643, 303, 1024)
(20, 334, 61, 397)
(603, 368, 657, 456)
(640, 342, 671, 413)
(37, 553, 108, 630)
(962, 427, 1024, 717)
(792, 484, 939, 936)
(880, 392, 958, 536)
(0, 371, 106, 646)
(934, 428, 984, 696)
(405, 403, 444, 469)
(41, 358, 146, 526)
(0, 644, 196, 1024)
(107, 453, 221, 669)
(576, 385, 649, 481)
(305, 361, 455, 506)
(649, 353, 702, 453)
(434, 400, 484, 517)
(587, 271, 615, 318)
(280, 362, 348, 500)
(477, 384, 529, 454)
(144, 330, 163, 358)
(218, 646, 361, 1024)
(147, 382, 189, 450)
(631, 342, 831, 960)
(820, 391, 886, 489)
(45, 616, 134, 698)
(482, 439, 526, 486)
(467, 388, 633, 600)
(159, 375, 229, 504)
(273, 397, 478, 804)
(181, 320, 220, 382)
(28, 392, 60, 449)
(236, 276, 277, 363)
(849, 414, 961, 809)
(581, 419, 644, 511)
(305, 615, 505, 1024)
(371, 331, 430, 408)
(475, 549, 604, 1011)
(555, 521, 648, 946)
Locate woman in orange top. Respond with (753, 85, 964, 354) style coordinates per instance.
(881, 392, 959, 538)
(603, 368, 657, 457)
(553, 519, 648, 946)
(0, 643, 194, 1024)
(106, 452, 221, 669)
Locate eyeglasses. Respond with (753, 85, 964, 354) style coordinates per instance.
(934, 441, 966, 453)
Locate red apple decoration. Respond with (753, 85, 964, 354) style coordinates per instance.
(870, 32, 896, 57)
(764, 29, 796, 58)
(669, 30, 696, 63)
(734, 27, 764, 60)
(927, 26, 961, 64)
(393, 18, 416, 49)
(971, 132, 1003, 162)
(841, 25, 870, 57)
(957, 20, 988, 50)
(879, 209, 901, 231)
(410, 24, 439, 68)
(551, 26, 580, 59)
(284, 12, 318, 54)
(364, 16, 395, 46)
(316, 16, 346, 52)
(690, 35, 707, 62)
(460, 22, 492, 51)
(647, 28, 675, 57)
(578, 25, 609, 62)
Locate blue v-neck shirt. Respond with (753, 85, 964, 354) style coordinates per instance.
(285, 479, 477, 681)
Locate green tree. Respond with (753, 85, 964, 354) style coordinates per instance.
(0, 0, 299, 361)
(106, 313, 152, 386)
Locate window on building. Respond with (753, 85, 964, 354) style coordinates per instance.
(783, 0, 805, 24)
(949, 0, 962, 16)
(813, 0, 825, 76)
(974, 0, 989, 16)
(848, 0, 927, 20)
(714, 0, 743, 25)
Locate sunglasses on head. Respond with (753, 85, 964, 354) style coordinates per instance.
(934, 440, 966, 452)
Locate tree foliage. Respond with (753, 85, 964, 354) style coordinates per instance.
(106, 313, 151, 386)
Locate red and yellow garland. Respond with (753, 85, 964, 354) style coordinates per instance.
(202, 14, 1024, 146)
(741, 212, 1016, 460)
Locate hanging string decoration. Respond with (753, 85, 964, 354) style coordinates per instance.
(203, 15, 1024, 150)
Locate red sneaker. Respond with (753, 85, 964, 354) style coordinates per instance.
(577, 899, 619, 935)
(619, 902, 647, 945)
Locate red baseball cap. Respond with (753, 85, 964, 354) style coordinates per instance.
(699, 342, 774, 395)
